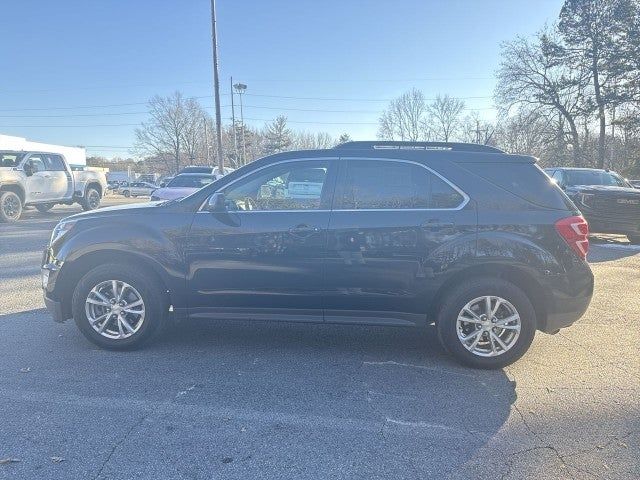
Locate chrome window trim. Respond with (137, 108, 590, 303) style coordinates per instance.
(197, 156, 470, 213)
(334, 157, 469, 212)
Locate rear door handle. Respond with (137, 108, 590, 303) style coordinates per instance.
(289, 224, 320, 238)
(422, 219, 455, 228)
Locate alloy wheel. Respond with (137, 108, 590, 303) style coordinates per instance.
(85, 280, 145, 339)
(2, 194, 20, 220)
(456, 295, 521, 357)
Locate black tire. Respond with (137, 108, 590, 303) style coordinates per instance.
(436, 278, 536, 369)
(72, 264, 167, 350)
(123, 190, 131, 198)
(627, 235, 640, 245)
(35, 203, 54, 213)
(81, 187, 101, 211)
(0, 191, 23, 222)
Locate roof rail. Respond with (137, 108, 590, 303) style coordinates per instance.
(334, 141, 504, 154)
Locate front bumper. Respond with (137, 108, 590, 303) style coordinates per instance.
(44, 294, 66, 323)
(42, 247, 69, 322)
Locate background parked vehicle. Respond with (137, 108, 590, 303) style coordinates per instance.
(42, 142, 593, 369)
(179, 165, 234, 179)
(545, 167, 640, 244)
(0, 150, 107, 222)
(150, 173, 216, 201)
(119, 181, 157, 198)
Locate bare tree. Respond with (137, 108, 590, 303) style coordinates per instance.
(427, 94, 465, 142)
(378, 88, 429, 141)
(559, 0, 637, 168)
(496, 31, 590, 165)
(134, 92, 190, 173)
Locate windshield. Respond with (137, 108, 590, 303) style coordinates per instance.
(0, 151, 25, 168)
(167, 174, 215, 188)
(565, 170, 631, 188)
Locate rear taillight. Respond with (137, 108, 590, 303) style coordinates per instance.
(555, 215, 589, 260)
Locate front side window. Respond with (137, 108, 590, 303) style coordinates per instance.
(29, 156, 45, 173)
(43, 154, 66, 171)
(224, 160, 330, 211)
(337, 159, 464, 210)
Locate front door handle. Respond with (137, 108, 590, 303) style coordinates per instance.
(289, 224, 320, 238)
(422, 219, 455, 228)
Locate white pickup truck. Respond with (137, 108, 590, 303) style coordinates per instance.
(0, 150, 108, 222)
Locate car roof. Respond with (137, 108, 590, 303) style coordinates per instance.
(174, 173, 215, 177)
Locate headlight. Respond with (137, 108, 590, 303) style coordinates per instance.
(50, 220, 76, 245)
(579, 193, 595, 208)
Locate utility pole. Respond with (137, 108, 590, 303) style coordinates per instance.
(230, 76, 238, 166)
(210, 0, 224, 173)
(203, 116, 209, 164)
(234, 82, 247, 165)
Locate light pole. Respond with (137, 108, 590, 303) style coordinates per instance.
(210, 0, 224, 173)
(233, 82, 247, 165)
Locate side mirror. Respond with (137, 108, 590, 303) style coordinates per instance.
(23, 162, 33, 177)
(206, 192, 227, 212)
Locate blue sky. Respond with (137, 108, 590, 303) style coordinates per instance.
(0, 0, 563, 158)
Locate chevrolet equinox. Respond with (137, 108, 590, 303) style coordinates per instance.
(42, 142, 594, 368)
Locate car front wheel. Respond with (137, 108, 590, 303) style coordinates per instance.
(0, 191, 23, 222)
(436, 278, 536, 369)
(72, 264, 166, 349)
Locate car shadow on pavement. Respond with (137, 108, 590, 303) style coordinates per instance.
(0, 311, 518, 479)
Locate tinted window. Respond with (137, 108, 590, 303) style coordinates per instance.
(43, 154, 66, 171)
(564, 170, 630, 187)
(224, 160, 329, 211)
(338, 160, 464, 209)
(461, 162, 574, 210)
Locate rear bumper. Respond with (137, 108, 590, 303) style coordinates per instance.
(538, 265, 594, 333)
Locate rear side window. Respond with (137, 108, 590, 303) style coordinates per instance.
(461, 162, 574, 210)
(43, 154, 66, 171)
(337, 159, 465, 210)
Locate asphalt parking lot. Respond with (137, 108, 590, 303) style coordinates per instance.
(0, 197, 638, 480)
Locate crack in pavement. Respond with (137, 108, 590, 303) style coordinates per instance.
(92, 414, 149, 480)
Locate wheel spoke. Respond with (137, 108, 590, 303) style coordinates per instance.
(484, 296, 492, 316)
(117, 317, 125, 338)
(495, 314, 519, 326)
(491, 331, 509, 351)
(112, 280, 119, 301)
(119, 316, 135, 334)
(98, 316, 112, 333)
(90, 289, 111, 305)
(490, 299, 502, 318)
(86, 297, 110, 307)
(462, 308, 482, 322)
(90, 312, 109, 326)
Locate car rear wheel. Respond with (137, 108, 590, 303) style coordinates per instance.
(81, 187, 101, 211)
(436, 278, 536, 369)
(35, 203, 54, 213)
(0, 191, 23, 222)
(123, 190, 131, 198)
(627, 235, 640, 245)
(72, 264, 166, 349)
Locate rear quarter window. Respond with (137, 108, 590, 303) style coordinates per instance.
(460, 162, 575, 210)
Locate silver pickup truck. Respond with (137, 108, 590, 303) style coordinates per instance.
(0, 150, 108, 222)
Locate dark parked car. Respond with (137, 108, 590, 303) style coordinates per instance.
(42, 142, 593, 368)
(545, 167, 640, 244)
